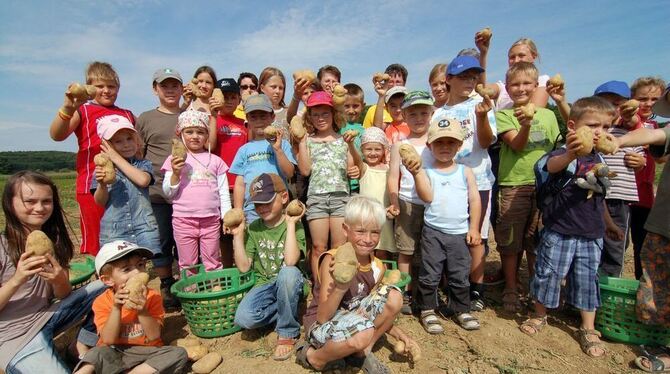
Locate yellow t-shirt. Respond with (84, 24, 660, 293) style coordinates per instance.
(234, 104, 246, 121)
(363, 104, 392, 128)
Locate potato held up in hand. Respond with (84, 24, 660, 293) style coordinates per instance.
(292, 69, 316, 84)
(620, 99, 640, 117)
(399, 144, 422, 169)
(25, 230, 54, 257)
(70, 83, 98, 101)
(332, 84, 347, 106)
(212, 88, 224, 104)
(476, 27, 492, 42)
(264, 126, 278, 142)
(124, 272, 149, 310)
(343, 130, 359, 138)
(171, 139, 187, 159)
(332, 242, 359, 284)
(575, 126, 594, 156)
(286, 199, 305, 217)
(520, 103, 536, 118)
(547, 74, 564, 89)
(94, 153, 116, 184)
(475, 84, 495, 98)
(289, 116, 306, 140)
(373, 72, 391, 84)
(223, 208, 245, 230)
(190, 78, 204, 98)
(595, 133, 617, 155)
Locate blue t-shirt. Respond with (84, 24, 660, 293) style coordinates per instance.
(424, 165, 470, 234)
(339, 122, 364, 191)
(229, 139, 297, 222)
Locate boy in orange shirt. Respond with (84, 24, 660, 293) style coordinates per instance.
(74, 241, 187, 374)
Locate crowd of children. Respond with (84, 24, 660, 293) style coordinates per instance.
(1, 30, 669, 373)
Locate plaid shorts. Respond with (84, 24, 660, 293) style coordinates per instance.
(307, 284, 399, 348)
(530, 228, 602, 311)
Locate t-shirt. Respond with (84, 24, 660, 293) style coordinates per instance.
(92, 288, 164, 346)
(424, 165, 470, 234)
(244, 219, 306, 287)
(385, 121, 410, 145)
(359, 166, 396, 251)
(0, 235, 57, 370)
(233, 104, 246, 121)
(214, 114, 248, 190)
(644, 126, 670, 239)
(542, 149, 605, 239)
(307, 137, 350, 196)
(602, 127, 644, 202)
(398, 141, 433, 205)
(432, 96, 497, 190)
(362, 104, 392, 128)
(496, 107, 560, 186)
(75, 102, 135, 194)
(135, 109, 179, 204)
(339, 122, 364, 191)
(161, 152, 229, 218)
(633, 120, 659, 208)
(495, 75, 550, 110)
(229, 140, 297, 219)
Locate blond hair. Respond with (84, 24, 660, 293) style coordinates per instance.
(509, 38, 540, 61)
(569, 96, 616, 122)
(344, 196, 385, 228)
(505, 62, 539, 83)
(86, 61, 120, 86)
(631, 76, 666, 97)
(258, 67, 287, 108)
(428, 63, 447, 84)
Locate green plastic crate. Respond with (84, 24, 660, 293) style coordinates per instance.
(69, 256, 95, 289)
(382, 260, 412, 290)
(595, 276, 670, 345)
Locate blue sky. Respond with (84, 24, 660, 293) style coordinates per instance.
(0, 0, 668, 151)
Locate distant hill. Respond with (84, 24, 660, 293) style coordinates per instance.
(0, 151, 75, 174)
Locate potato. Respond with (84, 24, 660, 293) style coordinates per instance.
(286, 199, 305, 217)
(190, 78, 204, 98)
(620, 99, 640, 115)
(332, 242, 359, 284)
(595, 133, 617, 155)
(398, 144, 422, 169)
(547, 74, 564, 88)
(192, 352, 222, 374)
(25, 230, 54, 257)
(94, 153, 116, 184)
(289, 116, 306, 140)
(373, 72, 391, 84)
(292, 69, 316, 83)
(343, 130, 359, 138)
(223, 208, 244, 229)
(185, 344, 208, 361)
(407, 340, 422, 362)
(124, 272, 149, 310)
(383, 269, 402, 285)
(333, 84, 347, 97)
(70, 83, 97, 101)
(475, 84, 495, 98)
(394, 339, 406, 354)
(575, 126, 594, 156)
(264, 126, 278, 142)
(171, 337, 201, 348)
(520, 103, 536, 118)
(212, 88, 224, 103)
(476, 27, 492, 42)
(171, 139, 187, 159)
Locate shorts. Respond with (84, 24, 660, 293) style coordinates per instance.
(306, 192, 349, 220)
(478, 190, 491, 240)
(75, 345, 188, 374)
(530, 228, 602, 311)
(495, 185, 540, 255)
(307, 284, 399, 348)
(394, 199, 424, 256)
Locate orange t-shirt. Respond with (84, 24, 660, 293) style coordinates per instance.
(385, 121, 410, 145)
(93, 288, 164, 346)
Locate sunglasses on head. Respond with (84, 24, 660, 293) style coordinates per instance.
(240, 84, 256, 90)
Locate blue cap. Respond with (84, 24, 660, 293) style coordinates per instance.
(447, 56, 484, 75)
(593, 80, 630, 99)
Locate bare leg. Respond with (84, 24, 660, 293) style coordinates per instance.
(306, 329, 374, 370)
(502, 252, 518, 292)
(309, 218, 331, 279)
(579, 310, 605, 357)
(469, 243, 485, 284)
(127, 363, 159, 374)
(398, 253, 413, 291)
(329, 216, 346, 248)
(364, 289, 402, 354)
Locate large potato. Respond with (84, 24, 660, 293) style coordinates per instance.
(289, 116, 306, 140)
(575, 126, 594, 156)
(124, 272, 149, 310)
(595, 133, 617, 155)
(25, 230, 54, 257)
(94, 153, 116, 184)
(212, 88, 224, 107)
(292, 70, 316, 83)
(171, 139, 187, 159)
(476, 27, 492, 42)
(332, 242, 359, 284)
(264, 126, 278, 142)
(475, 84, 495, 98)
(286, 199, 305, 217)
(520, 103, 536, 118)
(171, 337, 201, 348)
(398, 144, 422, 169)
(373, 72, 391, 84)
(192, 352, 222, 373)
(70, 83, 97, 101)
(547, 74, 564, 89)
(223, 208, 244, 230)
(185, 344, 208, 361)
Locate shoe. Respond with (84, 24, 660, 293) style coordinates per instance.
(420, 310, 444, 334)
(456, 312, 480, 330)
(470, 290, 485, 312)
(401, 293, 413, 315)
(160, 278, 181, 310)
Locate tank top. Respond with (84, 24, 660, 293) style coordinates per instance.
(398, 140, 433, 205)
(424, 165, 470, 234)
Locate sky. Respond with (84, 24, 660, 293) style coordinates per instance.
(0, 0, 668, 152)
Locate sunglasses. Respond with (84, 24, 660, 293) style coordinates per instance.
(240, 85, 257, 90)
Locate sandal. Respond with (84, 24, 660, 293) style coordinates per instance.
(295, 341, 345, 372)
(420, 310, 444, 334)
(456, 312, 480, 331)
(502, 288, 522, 313)
(272, 336, 297, 361)
(519, 315, 547, 336)
(635, 346, 670, 372)
(576, 328, 606, 358)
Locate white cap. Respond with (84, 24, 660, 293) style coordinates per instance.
(95, 240, 154, 275)
(384, 86, 408, 103)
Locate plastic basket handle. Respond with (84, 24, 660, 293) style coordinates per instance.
(381, 260, 398, 270)
(180, 264, 206, 280)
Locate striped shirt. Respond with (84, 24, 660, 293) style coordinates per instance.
(602, 127, 644, 202)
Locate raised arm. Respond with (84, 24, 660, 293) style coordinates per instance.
(50, 83, 87, 141)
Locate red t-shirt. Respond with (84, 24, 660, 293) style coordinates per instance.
(385, 121, 410, 145)
(214, 114, 248, 190)
(93, 288, 164, 346)
(633, 119, 658, 208)
(75, 102, 135, 194)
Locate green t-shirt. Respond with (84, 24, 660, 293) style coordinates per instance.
(496, 107, 560, 186)
(244, 218, 306, 286)
(339, 122, 364, 191)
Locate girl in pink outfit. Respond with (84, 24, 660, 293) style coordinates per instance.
(161, 110, 231, 272)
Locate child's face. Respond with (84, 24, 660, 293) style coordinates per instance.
(181, 127, 208, 151)
(506, 72, 538, 106)
(239, 77, 257, 101)
(247, 110, 275, 139)
(109, 129, 138, 159)
(388, 73, 405, 88)
(361, 142, 385, 166)
(447, 70, 478, 99)
(221, 92, 241, 115)
(153, 78, 182, 108)
(260, 76, 285, 108)
(308, 105, 334, 133)
(301, 86, 315, 105)
(195, 72, 215, 98)
(386, 95, 405, 123)
(430, 73, 448, 104)
(90, 79, 119, 107)
(101, 255, 147, 290)
(319, 72, 339, 94)
(508, 44, 535, 65)
(343, 221, 381, 257)
(633, 85, 663, 119)
(12, 182, 53, 232)
(403, 104, 432, 134)
(254, 191, 288, 223)
(569, 111, 614, 138)
(428, 137, 461, 164)
(343, 96, 364, 123)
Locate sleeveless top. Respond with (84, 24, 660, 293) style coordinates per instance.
(307, 137, 349, 196)
(359, 166, 396, 251)
(424, 165, 470, 234)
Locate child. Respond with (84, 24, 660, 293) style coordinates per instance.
(258, 67, 289, 135)
(136, 68, 184, 308)
(373, 84, 410, 144)
(49, 61, 135, 255)
(494, 62, 560, 312)
(433, 55, 496, 312)
(408, 114, 482, 332)
(428, 63, 448, 108)
(387, 90, 435, 314)
(92, 115, 160, 258)
(363, 64, 408, 128)
(161, 110, 231, 271)
(229, 94, 296, 223)
(298, 196, 414, 373)
(182, 65, 217, 113)
(340, 83, 366, 193)
(73, 241, 187, 373)
(1, 171, 105, 373)
(520, 97, 617, 358)
(297, 91, 354, 277)
(349, 126, 396, 257)
(229, 173, 306, 361)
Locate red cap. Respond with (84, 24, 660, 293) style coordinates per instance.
(306, 91, 333, 107)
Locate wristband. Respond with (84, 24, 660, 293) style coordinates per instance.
(58, 108, 73, 121)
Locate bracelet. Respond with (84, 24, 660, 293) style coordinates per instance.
(58, 108, 73, 121)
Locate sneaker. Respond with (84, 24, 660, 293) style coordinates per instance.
(401, 293, 413, 315)
(470, 291, 485, 312)
(456, 312, 480, 330)
(160, 278, 181, 310)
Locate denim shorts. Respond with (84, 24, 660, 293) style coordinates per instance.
(306, 192, 349, 220)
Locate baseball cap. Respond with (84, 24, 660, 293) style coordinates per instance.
(652, 84, 670, 117)
(152, 68, 183, 84)
(249, 173, 287, 204)
(401, 90, 434, 109)
(244, 94, 273, 114)
(176, 110, 209, 135)
(427, 113, 464, 144)
(307, 91, 333, 107)
(593, 80, 630, 99)
(95, 240, 153, 275)
(384, 86, 408, 103)
(447, 56, 484, 75)
(97, 114, 136, 140)
(217, 78, 240, 93)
